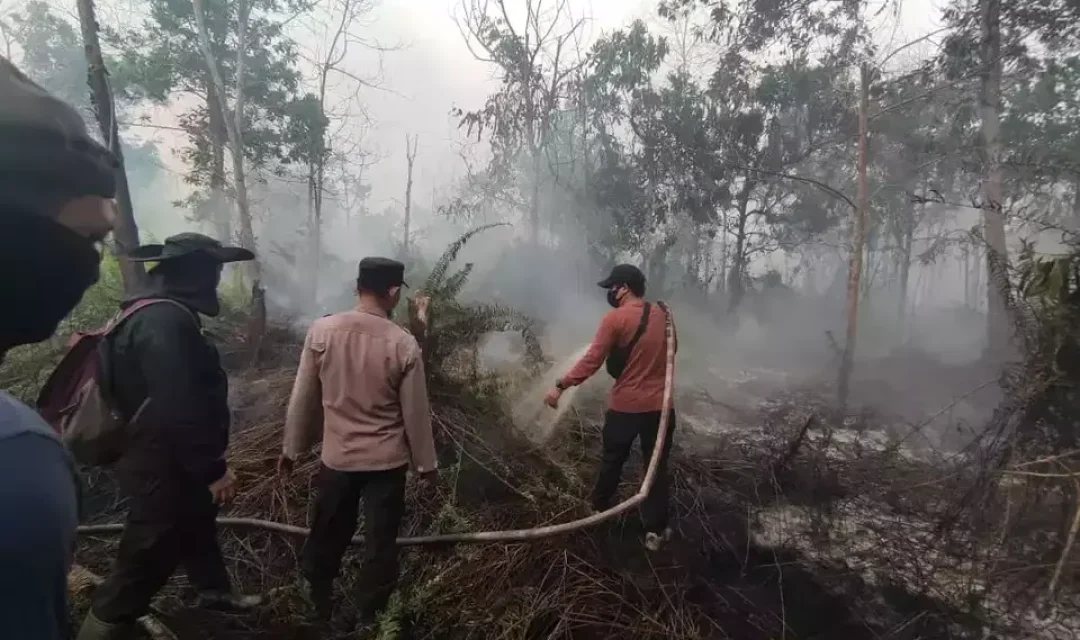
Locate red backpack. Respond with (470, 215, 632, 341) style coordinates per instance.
(36, 298, 196, 466)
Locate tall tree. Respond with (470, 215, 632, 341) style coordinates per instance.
(978, 0, 1010, 357)
(838, 63, 872, 411)
(403, 134, 418, 256)
(457, 0, 587, 245)
(76, 0, 145, 291)
(191, 0, 265, 351)
(111, 0, 304, 243)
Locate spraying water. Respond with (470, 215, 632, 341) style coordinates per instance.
(511, 343, 592, 444)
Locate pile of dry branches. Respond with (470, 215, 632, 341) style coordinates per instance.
(72, 321, 1076, 640)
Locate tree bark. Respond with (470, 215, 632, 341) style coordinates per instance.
(837, 63, 872, 412)
(75, 0, 145, 291)
(192, 0, 263, 345)
(403, 134, 417, 256)
(980, 0, 1011, 359)
(896, 203, 916, 327)
(727, 178, 754, 314)
(206, 80, 230, 243)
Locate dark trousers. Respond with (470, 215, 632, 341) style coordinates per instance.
(92, 489, 230, 623)
(301, 464, 407, 618)
(590, 409, 676, 533)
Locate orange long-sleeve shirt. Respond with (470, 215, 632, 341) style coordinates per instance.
(559, 300, 676, 413)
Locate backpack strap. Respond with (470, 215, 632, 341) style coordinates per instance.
(104, 298, 199, 335)
(624, 302, 651, 356)
(95, 299, 199, 419)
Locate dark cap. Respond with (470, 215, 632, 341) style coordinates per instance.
(358, 257, 408, 291)
(126, 232, 255, 263)
(598, 264, 646, 289)
(0, 56, 119, 215)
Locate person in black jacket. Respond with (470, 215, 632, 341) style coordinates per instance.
(76, 233, 260, 640)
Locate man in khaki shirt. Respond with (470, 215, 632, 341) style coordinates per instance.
(278, 256, 436, 630)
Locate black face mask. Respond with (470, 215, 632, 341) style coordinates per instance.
(0, 212, 101, 349)
(150, 256, 223, 317)
(606, 286, 623, 309)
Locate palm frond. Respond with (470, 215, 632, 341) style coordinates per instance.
(424, 223, 510, 293)
(442, 263, 476, 301)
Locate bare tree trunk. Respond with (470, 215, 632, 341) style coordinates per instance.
(76, 0, 145, 292)
(896, 205, 916, 326)
(719, 215, 728, 294)
(838, 63, 872, 412)
(963, 243, 972, 309)
(1071, 177, 1080, 234)
(403, 134, 418, 256)
(727, 179, 754, 314)
(973, 244, 983, 312)
(980, 0, 1011, 359)
(529, 145, 542, 246)
(192, 0, 263, 345)
(206, 81, 230, 243)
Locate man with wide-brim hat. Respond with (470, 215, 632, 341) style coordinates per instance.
(76, 232, 259, 640)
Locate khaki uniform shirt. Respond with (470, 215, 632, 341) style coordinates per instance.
(282, 303, 437, 473)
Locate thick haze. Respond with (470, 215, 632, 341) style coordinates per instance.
(56, 0, 942, 227)
(3, 0, 1011, 442)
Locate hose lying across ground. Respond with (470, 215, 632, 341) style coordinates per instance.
(77, 308, 677, 547)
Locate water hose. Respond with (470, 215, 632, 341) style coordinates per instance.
(78, 307, 676, 547)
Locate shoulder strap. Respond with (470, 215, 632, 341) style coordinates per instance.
(624, 302, 651, 355)
(105, 298, 199, 335)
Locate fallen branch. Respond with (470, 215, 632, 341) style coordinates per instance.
(1048, 458, 1080, 598)
(770, 415, 816, 478)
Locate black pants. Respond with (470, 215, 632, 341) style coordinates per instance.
(590, 409, 676, 533)
(301, 464, 408, 618)
(93, 484, 230, 624)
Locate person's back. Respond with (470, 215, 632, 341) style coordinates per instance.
(280, 257, 436, 631)
(296, 308, 431, 472)
(601, 300, 671, 414)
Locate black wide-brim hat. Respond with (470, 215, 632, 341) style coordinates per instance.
(127, 232, 255, 263)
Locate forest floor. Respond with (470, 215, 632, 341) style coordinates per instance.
(69, 324, 1079, 639)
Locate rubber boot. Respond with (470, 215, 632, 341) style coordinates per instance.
(75, 610, 137, 640)
(304, 579, 333, 622)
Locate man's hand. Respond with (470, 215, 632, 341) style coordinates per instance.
(209, 468, 238, 505)
(419, 469, 438, 486)
(412, 295, 431, 325)
(276, 454, 295, 478)
(544, 386, 564, 409)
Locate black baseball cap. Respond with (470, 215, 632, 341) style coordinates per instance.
(358, 256, 408, 290)
(598, 264, 646, 289)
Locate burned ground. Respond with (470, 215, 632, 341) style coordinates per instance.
(66, 320, 1064, 640)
